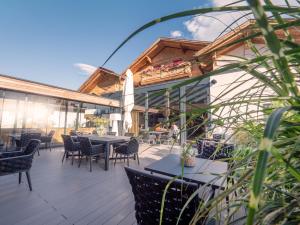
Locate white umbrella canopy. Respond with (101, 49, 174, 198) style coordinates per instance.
(122, 69, 134, 133)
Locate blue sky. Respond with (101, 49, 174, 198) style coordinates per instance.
(0, 0, 214, 90)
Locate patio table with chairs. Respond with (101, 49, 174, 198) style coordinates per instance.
(79, 134, 131, 170)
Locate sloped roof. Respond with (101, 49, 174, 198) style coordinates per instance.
(195, 19, 300, 57)
(122, 37, 210, 75)
(78, 67, 120, 93)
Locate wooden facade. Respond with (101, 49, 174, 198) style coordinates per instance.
(123, 37, 210, 87)
(79, 38, 211, 137)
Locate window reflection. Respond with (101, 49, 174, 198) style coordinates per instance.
(0, 90, 117, 144)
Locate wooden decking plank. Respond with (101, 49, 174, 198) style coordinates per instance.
(0, 145, 173, 225)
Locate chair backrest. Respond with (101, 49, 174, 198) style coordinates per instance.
(127, 138, 139, 154)
(107, 132, 116, 136)
(61, 134, 76, 152)
(23, 139, 41, 155)
(20, 133, 41, 148)
(197, 139, 234, 160)
(48, 130, 55, 137)
(125, 167, 204, 225)
(69, 130, 77, 136)
(124, 132, 134, 137)
(77, 137, 92, 155)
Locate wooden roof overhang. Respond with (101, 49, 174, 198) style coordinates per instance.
(195, 19, 300, 60)
(0, 74, 120, 107)
(0, 74, 157, 112)
(78, 67, 121, 93)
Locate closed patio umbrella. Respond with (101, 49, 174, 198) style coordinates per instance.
(122, 69, 134, 133)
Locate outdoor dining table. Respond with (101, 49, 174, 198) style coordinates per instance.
(81, 135, 130, 171)
(145, 153, 228, 197)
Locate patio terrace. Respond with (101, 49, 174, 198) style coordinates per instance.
(0, 144, 179, 225)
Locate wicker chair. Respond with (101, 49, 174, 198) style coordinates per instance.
(107, 132, 116, 136)
(0, 139, 41, 191)
(61, 135, 81, 165)
(40, 130, 55, 151)
(124, 132, 134, 137)
(15, 133, 42, 155)
(92, 130, 98, 135)
(125, 167, 209, 225)
(196, 139, 234, 160)
(77, 137, 105, 172)
(114, 138, 139, 166)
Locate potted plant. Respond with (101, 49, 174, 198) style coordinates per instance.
(180, 144, 196, 167)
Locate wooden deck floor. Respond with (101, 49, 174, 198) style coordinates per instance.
(0, 144, 179, 225)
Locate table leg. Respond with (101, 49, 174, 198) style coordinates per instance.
(105, 142, 110, 171)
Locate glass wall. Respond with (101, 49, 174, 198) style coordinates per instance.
(0, 89, 117, 145)
(76, 103, 111, 135)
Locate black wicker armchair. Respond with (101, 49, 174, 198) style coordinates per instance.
(40, 130, 55, 151)
(0, 139, 41, 191)
(196, 139, 234, 161)
(15, 133, 42, 155)
(114, 138, 139, 166)
(77, 137, 105, 172)
(61, 134, 81, 165)
(125, 167, 209, 225)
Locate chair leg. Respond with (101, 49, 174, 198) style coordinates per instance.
(136, 153, 140, 165)
(78, 155, 82, 168)
(62, 152, 66, 164)
(25, 171, 32, 191)
(49, 142, 52, 152)
(127, 155, 129, 167)
(114, 153, 118, 166)
(19, 172, 22, 184)
(89, 156, 92, 172)
(71, 152, 74, 165)
(37, 147, 40, 156)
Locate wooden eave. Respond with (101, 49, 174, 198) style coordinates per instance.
(0, 74, 120, 108)
(78, 67, 120, 93)
(0, 74, 157, 113)
(195, 19, 300, 59)
(121, 37, 210, 76)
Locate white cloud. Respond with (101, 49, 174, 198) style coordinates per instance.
(170, 30, 183, 38)
(74, 63, 97, 75)
(184, 0, 299, 41)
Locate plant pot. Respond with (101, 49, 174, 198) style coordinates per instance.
(181, 156, 196, 167)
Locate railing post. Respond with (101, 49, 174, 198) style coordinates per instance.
(180, 86, 187, 145)
(145, 92, 149, 131)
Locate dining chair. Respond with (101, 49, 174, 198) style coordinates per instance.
(15, 133, 42, 155)
(40, 130, 55, 151)
(61, 134, 81, 165)
(125, 167, 210, 225)
(0, 139, 41, 191)
(107, 132, 116, 136)
(114, 138, 139, 166)
(77, 137, 105, 172)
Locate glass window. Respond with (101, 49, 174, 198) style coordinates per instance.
(25, 95, 49, 131)
(66, 101, 80, 129)
(47, 99, 67, 144)
(1, 91, 26, 129)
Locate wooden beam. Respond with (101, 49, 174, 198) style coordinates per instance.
(146, 56, 152, 64)
(0, 74, 120, 108)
